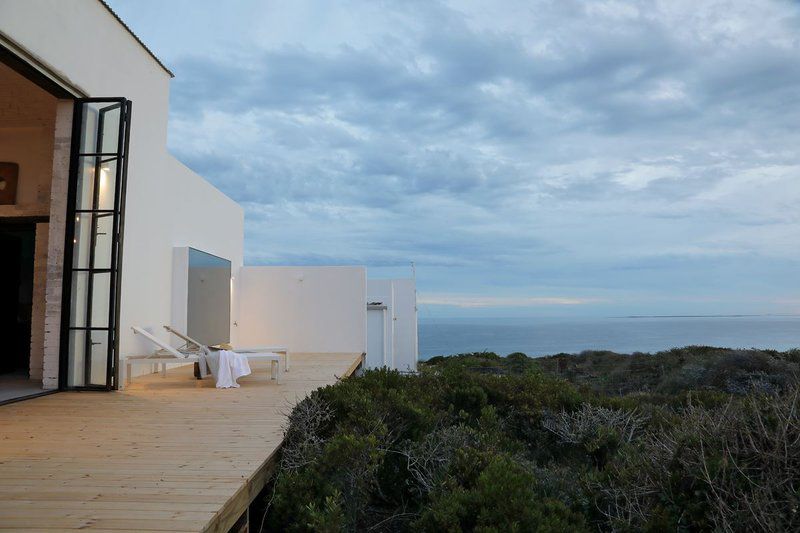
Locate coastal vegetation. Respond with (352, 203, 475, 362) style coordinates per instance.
(262, 347, 800, 532)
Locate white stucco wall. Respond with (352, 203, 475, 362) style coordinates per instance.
(367, 279, 418, 371)
(366, 307, 389, 368)
(237, 266, 367, 355)
(391, 279, 419, 372)
(0, 0, 244, 380)
(367, 280, 394, 368)
(122, 157, 243, 363)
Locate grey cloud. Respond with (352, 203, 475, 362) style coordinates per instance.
(109, 0, 800, 315)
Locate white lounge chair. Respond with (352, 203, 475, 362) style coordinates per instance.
(163, 325, 291, 371)
(127, 326, 281, 385)
(126, 326, 199, 385)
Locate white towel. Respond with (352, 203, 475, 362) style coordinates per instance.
(215, 349, 252, 388)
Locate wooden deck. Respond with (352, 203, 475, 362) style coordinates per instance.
(0, 353, 363, 532)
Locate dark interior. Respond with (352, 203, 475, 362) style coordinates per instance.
(0, 223, 35, 376)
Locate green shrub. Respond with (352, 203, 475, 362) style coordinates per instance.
(415, 455, 588, 532)
(262, 346, 800, 532)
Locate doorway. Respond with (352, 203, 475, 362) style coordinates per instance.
(0, 223, 38, 402)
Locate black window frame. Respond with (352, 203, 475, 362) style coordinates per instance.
(59, 97, 132, 391)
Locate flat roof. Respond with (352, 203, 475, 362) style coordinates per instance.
(98, 0, 175, 78)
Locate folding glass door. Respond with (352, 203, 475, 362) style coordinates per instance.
(60, 98, 131, 390)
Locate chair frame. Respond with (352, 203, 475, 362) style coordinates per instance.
(127, 326, 280, 386)
(163, 325, 291, 371)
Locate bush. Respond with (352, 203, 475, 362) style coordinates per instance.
(415, 455, 588, 532)
(532, 346, 799, 396)
(262, 347, 800, 532)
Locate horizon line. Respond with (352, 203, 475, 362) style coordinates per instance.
(418, 313, 800, 320)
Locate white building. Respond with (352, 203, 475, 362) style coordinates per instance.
(0, 0, 416, 403)
(366, 279, 419, 372)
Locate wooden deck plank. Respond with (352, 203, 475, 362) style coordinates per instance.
(0, 353, 363, 532)
(0, 500, 222, 512)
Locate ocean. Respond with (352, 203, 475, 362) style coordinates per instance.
(418, 315, 800, 360)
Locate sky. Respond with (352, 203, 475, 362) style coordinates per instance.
(108, 0, 800, 318)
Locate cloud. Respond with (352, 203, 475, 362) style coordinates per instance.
(109, 0, 800, 315)
(419, 294, 602, 308)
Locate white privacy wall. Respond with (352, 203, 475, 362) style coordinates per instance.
(237, 266, 367, 354)
(366, 279, 419, 371)
(391, 279, 419, 372)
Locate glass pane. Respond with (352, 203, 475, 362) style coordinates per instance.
(91, 272, 111, 328)
(72, 213, 92, 269)
(96, 158, 118, 210)
(87, 330, 109, 387)
(92, 214, 114, 269)
(79, 105, 98, 154)
(69, 271, 89, 327)
(73, 213, 115, 269)
(99, 105, 121, 154)
(187, 248, 232, 346)
(67, 329, 86, 388)
(75, 157, 95, 210)
(79, 102, 121, 154)
(69, 272, 110, 328)
(75, 157, 118, 211)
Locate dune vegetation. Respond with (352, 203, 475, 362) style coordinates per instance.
(261, 347, 799, 532)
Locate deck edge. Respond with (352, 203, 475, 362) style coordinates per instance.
(203, 353, 365, 533)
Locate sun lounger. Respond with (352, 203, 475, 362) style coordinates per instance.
(125, 326, 200, 385)
(163, 325, 291, 371)
(128, 326, 280, 385)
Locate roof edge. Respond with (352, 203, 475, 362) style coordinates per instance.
(97, 0, 175, 78)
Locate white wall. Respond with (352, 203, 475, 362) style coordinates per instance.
(238, 266, 367, 355)
(391, 279, 419, 372)
(0, 0, 172, 149)
(367, 279, 418, 371)
(366, 307, 388, 368)
(121, 157, 243, 364)
(0, 0, 245, 380)
(367, 281, 394, 368)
